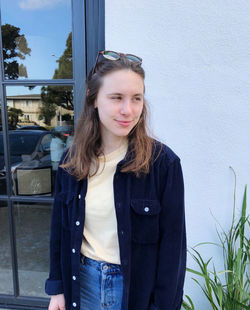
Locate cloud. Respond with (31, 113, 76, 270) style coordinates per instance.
(19, 0, 66, 10)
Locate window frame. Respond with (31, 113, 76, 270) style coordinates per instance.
(0, 0, 104, 308)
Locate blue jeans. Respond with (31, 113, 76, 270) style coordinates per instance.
(80, 255, 123, 310)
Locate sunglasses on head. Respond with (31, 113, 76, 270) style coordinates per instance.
(92, 50, 142, 75)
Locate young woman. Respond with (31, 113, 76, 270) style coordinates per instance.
(45, 51, 186, 310)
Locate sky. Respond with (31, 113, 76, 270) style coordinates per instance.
(1, 0, 72, 95)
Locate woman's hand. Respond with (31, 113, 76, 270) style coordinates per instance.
(48, 294, 66, 310)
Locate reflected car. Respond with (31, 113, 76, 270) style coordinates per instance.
(18, 125, 48, 131)
(0, 130, 65, 195)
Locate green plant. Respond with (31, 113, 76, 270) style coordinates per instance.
(182, 168, 249, 309)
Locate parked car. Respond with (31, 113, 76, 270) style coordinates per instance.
(0, 130, 65, 195)
(0, 124, 17, 131)
(18, 125, 48, 131)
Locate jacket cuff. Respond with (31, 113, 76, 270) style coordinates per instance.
(45, 279, 64, 295)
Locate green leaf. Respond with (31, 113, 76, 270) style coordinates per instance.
(185, 173, 248, 309)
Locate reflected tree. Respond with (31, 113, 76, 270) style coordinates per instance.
(39, 91, 57, 126)
(7, 107, 23, 128)
(0, 106, 23, 130)
(53, 32, 72, 80)
(1, 23, 31, 79)
(62, 113, 72, 121)
(40, 32, 73, 114)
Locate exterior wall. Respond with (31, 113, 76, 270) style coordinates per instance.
(105, 1, 250, 308)
(10, 98, 43, 124)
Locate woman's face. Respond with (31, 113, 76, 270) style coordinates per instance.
(94, 69, 144, 145)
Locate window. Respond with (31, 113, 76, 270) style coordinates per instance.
(0, 0, 104, 310)
(0, 0, 104, 308)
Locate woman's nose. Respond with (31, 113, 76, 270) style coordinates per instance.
(120, 100, 132, 114)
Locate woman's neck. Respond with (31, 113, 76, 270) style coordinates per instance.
(101, 137, 128, 155)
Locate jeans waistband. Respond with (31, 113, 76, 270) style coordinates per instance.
(80, 255, 122, 273)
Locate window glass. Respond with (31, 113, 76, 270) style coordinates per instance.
(0, 201, 13, 294)
(14, 202, 52, 297)
(0, 98, 7, 195)
(1, 0, 72, 80)
(5, 85, 74, 196)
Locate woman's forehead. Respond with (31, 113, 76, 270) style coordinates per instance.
(101, 70, 144, 93)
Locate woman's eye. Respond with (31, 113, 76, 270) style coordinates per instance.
(111, 96, 121, 100)
(134, 97, 141, 101)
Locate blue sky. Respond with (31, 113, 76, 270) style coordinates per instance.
(1, 0, 72, 95)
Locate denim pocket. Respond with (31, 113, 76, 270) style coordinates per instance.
(130, 199, 161, 244)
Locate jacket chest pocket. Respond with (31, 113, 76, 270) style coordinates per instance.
(59, 192, 74, 230)
(130, 199, 161, 244)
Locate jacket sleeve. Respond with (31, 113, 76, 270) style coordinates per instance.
(45, 163, 64, 295)
(150, 157, 186, 310)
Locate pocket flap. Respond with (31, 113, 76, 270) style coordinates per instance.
(131, 199, 161, 215)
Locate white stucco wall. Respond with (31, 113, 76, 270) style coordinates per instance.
(105, 1, 250, 308)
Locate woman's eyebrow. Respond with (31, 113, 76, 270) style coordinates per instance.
(107, 92, 143, 95)
(133, 93, 143, 96)
(107, 92, 123, 96)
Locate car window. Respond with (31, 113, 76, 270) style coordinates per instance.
(0, 133, 41, 155)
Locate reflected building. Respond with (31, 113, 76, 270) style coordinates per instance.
(7, 94, 74, 128)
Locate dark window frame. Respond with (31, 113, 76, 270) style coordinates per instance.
(0, 0, 104, 308)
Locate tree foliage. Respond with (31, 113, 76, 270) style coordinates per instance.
(40, 32, 73, 111)
(8, 107, 23, 127)
(38, 99, 57, 126)
(1, 23, 31, 79)
(53, 32, 72, 80)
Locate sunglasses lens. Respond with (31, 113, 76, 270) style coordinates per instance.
(103, 51, 120, 60)
(125, 55, 142, 63)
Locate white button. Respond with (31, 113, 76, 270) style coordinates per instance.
(76, 221, 80, 226)
(72, 276, 76, 280)
(144, 207, 149, 212)
(72, 248, 76, 253)
(103, 265, 108, 271)
(78, 194, 81, 199)
(72, 302, 77, 307)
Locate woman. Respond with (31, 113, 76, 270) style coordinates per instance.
(45, 51, 186, 310)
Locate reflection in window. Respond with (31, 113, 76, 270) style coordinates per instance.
(14, 202, 52, 297)
(0, 99, 7, 195)
(0, 201, 13, 294)
(1, 23, 31, 79)
(1, 0, 72, 80)
(2, 86, 74, 196)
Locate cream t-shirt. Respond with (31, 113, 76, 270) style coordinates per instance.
(81, 141, 128, 264)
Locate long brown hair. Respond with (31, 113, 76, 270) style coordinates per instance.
(61, 56, 158, 179)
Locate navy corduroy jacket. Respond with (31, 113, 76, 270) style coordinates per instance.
(45, 141, 186, 310)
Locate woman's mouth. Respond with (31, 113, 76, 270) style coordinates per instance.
(115, 120, 132, 127)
